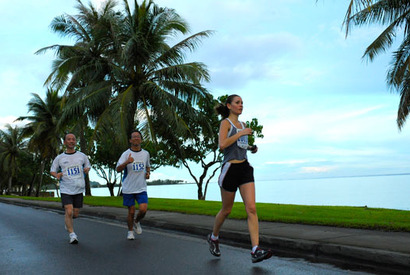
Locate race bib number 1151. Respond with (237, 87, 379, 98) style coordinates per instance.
(67, 166, 82, 179)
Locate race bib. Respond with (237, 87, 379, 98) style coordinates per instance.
(132, 161, 145, 172)
(236, 129, 249, 149)
(66, 165, 82, 179)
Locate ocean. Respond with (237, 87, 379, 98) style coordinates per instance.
(87, 174, 410, 211)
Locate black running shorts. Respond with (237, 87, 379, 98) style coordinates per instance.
(218, 160, 254, 192)
(61, 193, 83, 208)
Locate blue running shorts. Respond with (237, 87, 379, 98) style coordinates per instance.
(123, 191, 148, 206)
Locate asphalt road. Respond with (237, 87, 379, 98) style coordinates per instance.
(0, 203, 372, 275)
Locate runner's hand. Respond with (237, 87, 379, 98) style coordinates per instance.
(127, 153, 134, 164)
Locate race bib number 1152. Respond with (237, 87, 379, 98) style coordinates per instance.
(132, 162, 145, 172)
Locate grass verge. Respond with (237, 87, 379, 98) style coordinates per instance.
(1, 195, 410, 232)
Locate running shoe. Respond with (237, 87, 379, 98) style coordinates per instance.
(134, 221, 142, 235)
(207, 234, 221, 257)
(127, 231, 135, 240)
(251, 247, 272, 263)
(69, 233, 78, 244)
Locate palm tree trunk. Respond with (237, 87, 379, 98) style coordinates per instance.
(36, 160, 45, 197)
(78, 118, 92, 196)
(28, 173, 37, 196)
(7, 176, 12, 195)
(22, 181, 27, 196)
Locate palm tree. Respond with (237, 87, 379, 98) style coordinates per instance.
(16, 89, 65, 196)
(0, 125, 26, 195)
(36, 0, 122, 195)
(343, 0, 410, 129)
(38, 0, 119, 91)
(37, 0, 213, 144)
(110, 0, 213, 141)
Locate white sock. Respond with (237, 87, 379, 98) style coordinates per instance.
(252, 246, 258, 253)
(211, 233, 218, 241)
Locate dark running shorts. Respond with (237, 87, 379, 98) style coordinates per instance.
(123, 191, 148, 207)
(61, 193, 83, 208)
(218, 160, 254, 192)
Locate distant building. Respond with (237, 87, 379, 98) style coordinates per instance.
(90, 181, 101, 188)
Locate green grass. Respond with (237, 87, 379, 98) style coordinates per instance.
(2, 195, 410, 232)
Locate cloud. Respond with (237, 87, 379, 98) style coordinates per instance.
(305, 146, 394, 159)
(0, 116, 26, 130)
(202, 32, 304, 89)
(299, 166, 336, 174)
(266, 159, 310, 165)
(251, 94, 401, 148)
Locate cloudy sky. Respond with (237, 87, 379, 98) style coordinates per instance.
(1, 0, 409, 183)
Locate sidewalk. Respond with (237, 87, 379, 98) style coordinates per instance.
(1, 197, 409, 274)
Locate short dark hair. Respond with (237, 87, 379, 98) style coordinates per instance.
(129, 130, 142, 139)
(63, 133, 76, 141)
